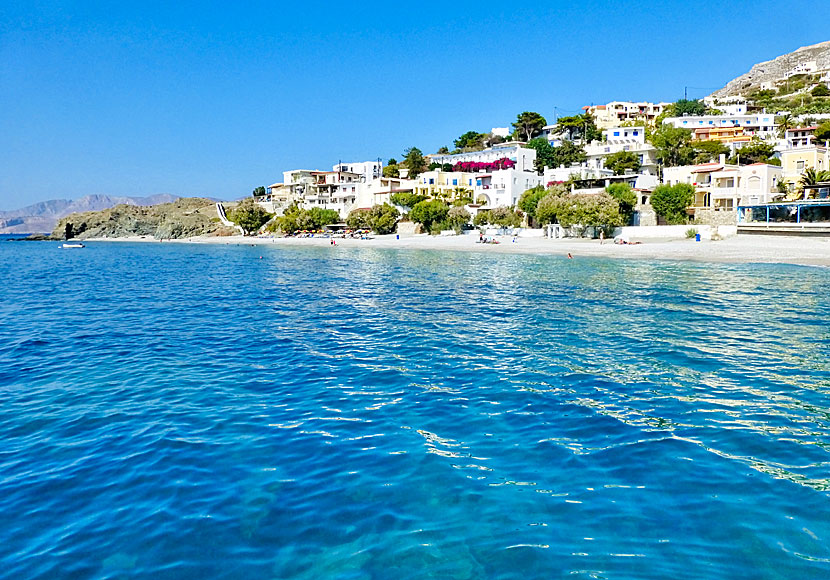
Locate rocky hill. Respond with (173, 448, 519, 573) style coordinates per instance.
(0, 194, 180, 234)
(710, 40, 830, 98)
(52, 197, 237, 240)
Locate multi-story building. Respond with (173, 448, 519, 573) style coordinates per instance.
(780, 144, 830, 191)
(427, 143, 541, 208)
(584, 101, 671, 129)
(663, 159, 783, 210)
(332, 161, 382, 182)
(412, 170, 477, 201)
(430, 142, 537, 173)
(582, 126, 659, 176)
(785, 126, 818, 148)
(663, 114, 778, 141)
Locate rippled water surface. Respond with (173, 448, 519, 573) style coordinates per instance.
(1, 241, 829, 579)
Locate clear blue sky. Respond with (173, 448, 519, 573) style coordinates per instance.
(1, 0, 828, 208)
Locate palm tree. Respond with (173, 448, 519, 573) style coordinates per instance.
(776, 114, 793, 138)
(798, 167, 830, 198)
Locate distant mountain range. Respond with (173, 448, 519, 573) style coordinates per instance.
(711, 40, 830, 98)
(0, 194, 180, 233)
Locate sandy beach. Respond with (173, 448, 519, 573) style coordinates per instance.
(87, 232, 830, 267)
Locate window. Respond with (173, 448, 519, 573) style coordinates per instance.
(452, 179, 458, 186)
(614, 131, 620, 136)
(633, 130, 639, 136)
(429, 178, 434, 184)
(797, 161, 805, 171)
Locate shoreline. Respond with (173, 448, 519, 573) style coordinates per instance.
(83, 233, 830, 267)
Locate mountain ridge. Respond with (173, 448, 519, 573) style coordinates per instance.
(0, 194, 180, 233)
(710, 40, 830, 98)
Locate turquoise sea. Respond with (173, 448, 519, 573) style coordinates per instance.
(1, 240, 829, 579)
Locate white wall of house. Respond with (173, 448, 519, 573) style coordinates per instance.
(332, 161, 382, 182)
(663, 162, 782, 208)
(430, 143, 537, 173)
(663, 114, 777, 140)
(474, 169, 542, 208)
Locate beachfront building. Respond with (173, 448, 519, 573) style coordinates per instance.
(779, 143, 830, 192)
(427, 143, 541, 208)
(254, 183, 292, 213)
(662, 114, 778, 141)
(412, 170, 477, 201)
(473, 169, 542, 207)
(663, 160, 783, 211)
(785, 126, 819, 148)
(583, 101, 671, 129)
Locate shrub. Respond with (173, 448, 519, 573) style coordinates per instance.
(651, 183, 695, 225)
(410, 200, 449, 234)
(686, 227, 698, 238)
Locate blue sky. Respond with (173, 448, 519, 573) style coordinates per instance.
(1, 0, 828, 208)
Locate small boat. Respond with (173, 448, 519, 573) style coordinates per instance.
(60, 242, 85, 248)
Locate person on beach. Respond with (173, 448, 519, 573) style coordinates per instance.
(567, 253, 573, 259)
(599, 231, 604, 244)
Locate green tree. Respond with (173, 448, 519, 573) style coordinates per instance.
(487, 206, 523, 228)
(383, 158, 400, 177)
(536, 192, 622, 236)
(673, 98, 706, 116)
(436, 146, 450, 154)
(526, 138, 557, 172)
(453, 131, 487, 151)
(346, 208, 372, 230)
(649, 125, 695, 167)
(728, 142, 777, 165)
(606, 183, 637, 224)
(447, 206, 471, 229)
(692, 140, 730, 163)
(814, 121, 830, 143)
(811, 84, 830, 97)
(535, 187, 569, 225)
(555, 113, 602, 143)
(604, 150, 641, 175)
(367, 203, 400, 234)
(651, 183, 695, 225)
(512, 111, 547, 141)
(518, 185, 550, 221)
(553, 140, 588, 168)
(252, 186, 266, 197)
(390, 192, 427, 209)
(799, 168, 830, 195)
(410, 199, 449, 233)
(402, 147, 427, 178)
(227, 197, 273, 234)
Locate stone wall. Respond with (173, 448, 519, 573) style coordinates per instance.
(693, 209, 738, 226)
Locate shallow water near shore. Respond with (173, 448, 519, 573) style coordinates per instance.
(1, 241, 829, 579)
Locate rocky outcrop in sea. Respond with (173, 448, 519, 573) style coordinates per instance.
(52, 197, 236, 240)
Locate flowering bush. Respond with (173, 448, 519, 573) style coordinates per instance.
(452, 157, 516, 173)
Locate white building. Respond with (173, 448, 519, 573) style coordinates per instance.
(583, 126, 659, 176)
(332, 161, 382, 182)
(663, 114, 778, 141)
(702, 96, 749, 116)
(663, 160, 783, 209)
(584, 101, 671, 129)
(427, 143, 540, 208)
(474, 169, 542, 207)
(430, 142, 537, 173)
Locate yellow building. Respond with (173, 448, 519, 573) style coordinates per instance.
(412, 171, 476, 200)
(780, 145, 830, 190)
(694, 126, 752, 145)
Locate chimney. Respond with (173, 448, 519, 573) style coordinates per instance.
(719, 153, 727, 164)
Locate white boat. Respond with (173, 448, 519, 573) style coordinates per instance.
(60, 243, 85, 248)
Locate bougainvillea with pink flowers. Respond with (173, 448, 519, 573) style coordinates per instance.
(452, 157, 516, 173)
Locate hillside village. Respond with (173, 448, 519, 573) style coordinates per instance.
(239, 44, 830, 237)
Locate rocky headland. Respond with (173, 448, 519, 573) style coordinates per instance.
(52, 197, 237, 240)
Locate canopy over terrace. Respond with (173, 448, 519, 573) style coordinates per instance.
(737, 200, 830, 235)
